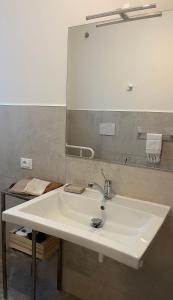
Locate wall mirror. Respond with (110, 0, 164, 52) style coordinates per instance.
(66, 9, 173, 171)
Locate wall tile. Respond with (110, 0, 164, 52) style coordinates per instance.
(1, 105, 173, 300)
(66, 156, 173, 207)
(0, 105, 66, 183)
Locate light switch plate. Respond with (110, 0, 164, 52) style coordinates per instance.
(99, 123, 115, 136)
(20, 157, 32, 170)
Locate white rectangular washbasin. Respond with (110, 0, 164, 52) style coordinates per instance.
(2, 186, 170, 269)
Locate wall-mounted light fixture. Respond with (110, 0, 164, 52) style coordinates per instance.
(86, 3, 162, 28)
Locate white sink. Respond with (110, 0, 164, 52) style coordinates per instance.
(2, 186, 170, 269)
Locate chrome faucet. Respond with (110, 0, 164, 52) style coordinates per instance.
(88, 169, 112, 200)
(88, 169, 112, 228)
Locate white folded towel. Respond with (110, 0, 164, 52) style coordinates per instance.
(146, 133, 162, 163)
(24, 178, 50, 196)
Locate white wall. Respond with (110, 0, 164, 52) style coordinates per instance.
(68, 11, 173, 111)
(0, 0, 172, 105)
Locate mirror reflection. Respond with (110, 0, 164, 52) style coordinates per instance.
(66, 10, 173, 171)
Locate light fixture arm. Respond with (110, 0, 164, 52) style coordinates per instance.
(96, 12, 162, 28)
(86, 3, 157, 20)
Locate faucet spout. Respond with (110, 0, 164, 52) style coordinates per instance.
(88, 170, 113, 229)
(88, 182, 105, 197)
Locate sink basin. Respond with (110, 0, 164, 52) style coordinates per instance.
(2, 186, 170, 269)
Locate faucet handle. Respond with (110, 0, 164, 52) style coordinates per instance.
(101, 169, 108, 181)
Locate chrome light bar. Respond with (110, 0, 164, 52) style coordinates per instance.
(96, 12, 162, 28)
(86, 3, 157, 20)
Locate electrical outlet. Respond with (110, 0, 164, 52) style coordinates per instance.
(20, 158, 32, 170)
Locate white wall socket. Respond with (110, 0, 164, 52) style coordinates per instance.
(20, 157, 32, 170)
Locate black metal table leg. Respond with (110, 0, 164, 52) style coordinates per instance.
(57, 239, 63, 291)
(1, 192, 8, 299)
(32, 230, 37, 300)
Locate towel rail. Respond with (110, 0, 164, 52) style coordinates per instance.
(137, 127, 173, 141)
(66, 144, 95, 159)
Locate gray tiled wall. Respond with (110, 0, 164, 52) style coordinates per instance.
(1, 105, 173, 300)
(0, 105, 67, 299)
(0, 105, 66, 187)
(67, 110, 173, 170)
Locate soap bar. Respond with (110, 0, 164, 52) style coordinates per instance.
(64, 184, 85, 194)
